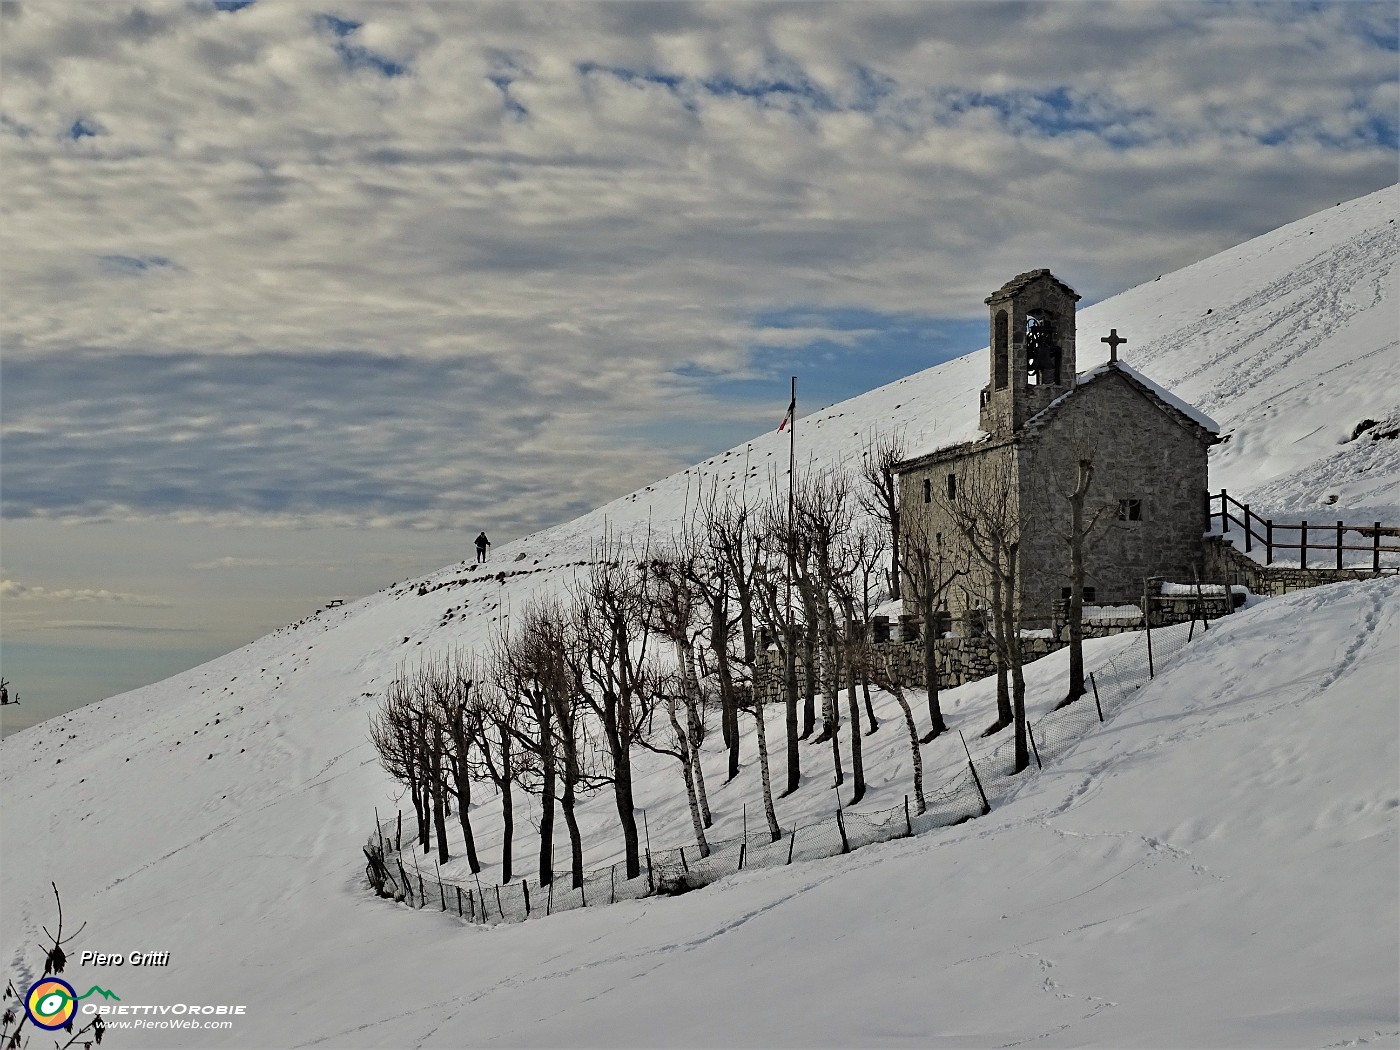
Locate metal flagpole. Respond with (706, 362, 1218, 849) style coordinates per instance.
(786, 375, 796, 647)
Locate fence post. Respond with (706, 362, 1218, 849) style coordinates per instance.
(546, 879, 554, 916)
(395, 809, 403, 852)
(434, 860, 446, 911)
(467, 888, 474, 922)
(1266, 520, 1273, 564)
(836, 807, 851, 854)
(495, 884, 503, 919)
(737, 842, 747, 872)
(1336, 521, 1344, 570)
(1375, 523, 1383, 574)
(456, 886, 463, 918)
(646, 851, 654, 893)
(1089, 672, 1104, 722)
(1143, 583, 1155, 678)
(1300, 521, 1308, 569)
(415, 862, 425, 908)
(787, 828, 798, 864)
(610, 864, 616, 905)
(1026, 720, 1042, 769)
(1243, 503, 1252, 553)
(581, 879, 587, 908)
(397, 859, 411, 905)
(521, 879, 530, 918)
(680, 846, 689, 873)
(904, 794, 913, 837)
(959, 731, 992, 815)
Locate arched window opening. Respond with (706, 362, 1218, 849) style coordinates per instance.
(994, 310, 1009, 390)
(1025, 309, 1062, 387)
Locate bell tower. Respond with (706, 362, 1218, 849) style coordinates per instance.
(979, 269, 1081, 435)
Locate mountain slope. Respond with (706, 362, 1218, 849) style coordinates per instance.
(1, 185, 1397, 1049)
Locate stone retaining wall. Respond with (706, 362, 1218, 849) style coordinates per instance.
(1204, 535, 1391, 596)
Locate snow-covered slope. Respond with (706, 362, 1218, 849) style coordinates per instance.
(2, 186, 1397, 1049)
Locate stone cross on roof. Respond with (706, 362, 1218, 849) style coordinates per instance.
(1102, 328, 1127, 362)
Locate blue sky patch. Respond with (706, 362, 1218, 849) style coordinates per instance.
(100, 254, 179, 275)
(69, 118, 101, 140)
(316, 13, 408, 78)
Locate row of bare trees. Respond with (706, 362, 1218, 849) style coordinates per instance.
(370, 427, 1111, 885)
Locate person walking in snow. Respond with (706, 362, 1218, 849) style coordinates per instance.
(475, 532, 490, 563)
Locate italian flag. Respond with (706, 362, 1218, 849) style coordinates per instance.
(777, 396, 795, 433)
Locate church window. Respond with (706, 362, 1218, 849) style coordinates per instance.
(947, 473, 957, 500)
(923, 478, 931, 503)
(994, 310, 1009, 389)
(1119, 498, 1143, 521)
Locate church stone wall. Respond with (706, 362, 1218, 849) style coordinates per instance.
(1016, 370, 1211, 621)
(896, 442, 1016, 620)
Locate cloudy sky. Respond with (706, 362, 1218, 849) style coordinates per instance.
(1, 0, 1395, 731)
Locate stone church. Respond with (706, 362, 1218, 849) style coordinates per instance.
(896, 269, 1220, 625)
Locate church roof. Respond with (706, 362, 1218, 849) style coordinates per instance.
(984, 268, 1081, 305)
(892, 361, 1218, 474)
(1022, 360, 1221, 437)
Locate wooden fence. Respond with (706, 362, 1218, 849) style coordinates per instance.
(1208, 489, 1399, 572)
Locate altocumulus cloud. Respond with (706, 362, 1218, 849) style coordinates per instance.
(1, 0, 1394, 536)
(0, 579, 173, 607)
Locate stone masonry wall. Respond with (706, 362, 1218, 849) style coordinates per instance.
(1204, 535, 1391, 596)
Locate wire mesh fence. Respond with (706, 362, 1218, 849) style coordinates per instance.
(364, 616, 1202, 926)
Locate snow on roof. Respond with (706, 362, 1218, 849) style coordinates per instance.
(1027, 359, 1220, 436)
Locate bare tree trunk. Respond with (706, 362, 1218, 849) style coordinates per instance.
(1006, 542, 1030, 774)
(782, 624, 801, 797)
(844, 616, 865, 804)
(861, 673, 878, 735)
(561, 772, 584, 889)
(800, 620, 817, 739)
(1057, 458, 1093, 709)
(711, 594, 741, 776)
(750, 696, 782, 840)
(919, 567, 947, 742)
(826, 622, 844, 786)
(668, 694, 710, 857)
(885, 680, 926, 814)
(429, 739, 449, 865)
(984, 562, 1013, 736)
(498, 726, 514, 884)
(613, 743, 642, 881)
(452, 759, 481, 874)
(677, 640, 713, 827)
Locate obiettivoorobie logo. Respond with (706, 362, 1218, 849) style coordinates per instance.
(24, 979, 119, 1030)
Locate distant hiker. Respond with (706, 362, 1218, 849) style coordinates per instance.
(475, 532, 491, 563)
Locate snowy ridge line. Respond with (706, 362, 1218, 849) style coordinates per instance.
(363, 617, 1202, 925)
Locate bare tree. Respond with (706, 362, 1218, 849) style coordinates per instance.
(801, 467, 868, 804)
(369, 669, 432, 853)
(937, 452, 1034, 774)
(468, 678, 525, 884)
(646, 548, 716, 854)
(858, 428, 906, 600)
(491, 599, 599, 889)
(901, 530, 967, 741)
(566, 542, 658, 881)
(751, 490, 803, 797)
(422, 651, 484, 873)
(866, 658, 928, 814)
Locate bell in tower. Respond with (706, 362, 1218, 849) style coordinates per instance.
(979, 269, 1081, 435)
